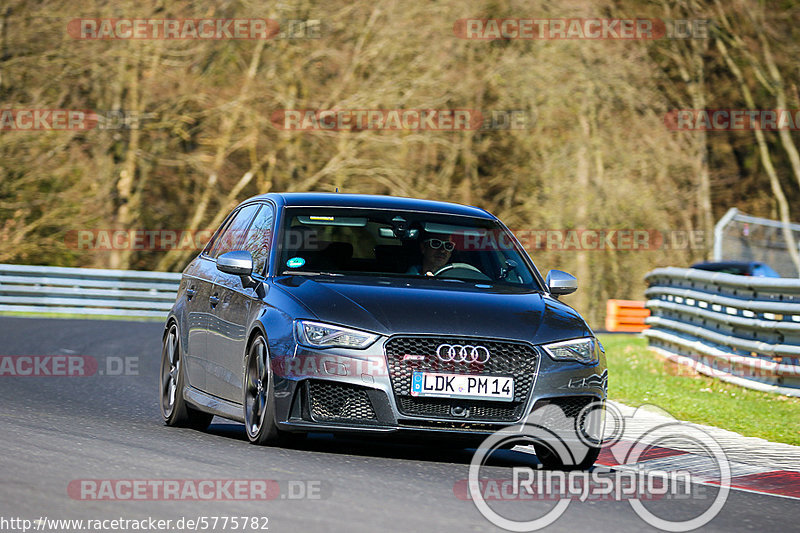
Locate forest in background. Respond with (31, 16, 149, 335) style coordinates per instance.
(2, 0, 800, 325)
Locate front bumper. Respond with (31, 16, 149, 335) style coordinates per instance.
(270, 335, 608, 441)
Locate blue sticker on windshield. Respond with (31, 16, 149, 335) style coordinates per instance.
(287, 257, 305, 268)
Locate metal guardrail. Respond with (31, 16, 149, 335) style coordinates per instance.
(4, 261, 800, 396)
(643, 267, 800, 397)
(0, 264, 180, 319)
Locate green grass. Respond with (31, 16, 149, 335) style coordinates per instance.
(0, 311, 164, 322)
(600, 334, 800, 446)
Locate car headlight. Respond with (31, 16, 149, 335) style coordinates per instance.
(542, 337, 599, 364)
(294, 320, 378, 349)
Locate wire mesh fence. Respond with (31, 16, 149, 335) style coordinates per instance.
(714, 208, 800, 277)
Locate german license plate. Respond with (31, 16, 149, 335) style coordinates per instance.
(410, 372, 514, 402)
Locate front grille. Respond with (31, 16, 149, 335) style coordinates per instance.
(397, 396, 523, 421)
(385, 336, 538, 421)
(308, 381, 377, 422)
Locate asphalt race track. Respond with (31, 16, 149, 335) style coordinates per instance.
(0, 316, 797, 532)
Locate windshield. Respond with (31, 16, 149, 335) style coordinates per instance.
(277, 207, 540, 288)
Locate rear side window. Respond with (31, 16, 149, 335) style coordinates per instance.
(209, 204, 261, 259)
(202, 216, 233, 256)
(242, 204, 275, 276)
(751, 263, 779, 278)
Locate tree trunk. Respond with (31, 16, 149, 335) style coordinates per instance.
(717, 39, 800, 276)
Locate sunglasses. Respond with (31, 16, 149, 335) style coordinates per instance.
(425, 238, 455, 251)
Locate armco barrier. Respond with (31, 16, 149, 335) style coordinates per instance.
(644, 266, 800, 396)
(0, 264, 181, 319)
(605, 299, 650, 332)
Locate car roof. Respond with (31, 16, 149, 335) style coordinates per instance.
(691, 260, 762, 268)
(247, 192, 495, 219)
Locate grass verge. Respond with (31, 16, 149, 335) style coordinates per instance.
(600, 334, 800, 446)
(0, 311, 164, 322)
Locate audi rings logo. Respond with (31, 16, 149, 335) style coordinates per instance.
(436, 344, 490, 364)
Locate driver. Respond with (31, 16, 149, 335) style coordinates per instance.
(407, 233, 455, 276)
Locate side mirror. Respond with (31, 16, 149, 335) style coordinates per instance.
(546, 270, 577, 296)
(217, 250, 254, 277)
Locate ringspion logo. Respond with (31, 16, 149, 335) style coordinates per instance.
(466, 404, 730, 531)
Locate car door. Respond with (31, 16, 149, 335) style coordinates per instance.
(181, 257, 217, 391)
(208, 202, 276, 403)
(183, 209, 242, 393)
(204, 202, 262, 401)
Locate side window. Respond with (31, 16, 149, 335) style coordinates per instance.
(203, 213, 235, 256)
(210, 204, 261, 259)
(243, 204, 275, 276)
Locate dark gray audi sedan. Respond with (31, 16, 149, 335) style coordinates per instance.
(160, 193, 607, 468)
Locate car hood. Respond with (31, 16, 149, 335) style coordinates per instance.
(273, 276, 591, 344)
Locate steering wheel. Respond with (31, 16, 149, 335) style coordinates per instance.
(433, 262, 491, 280)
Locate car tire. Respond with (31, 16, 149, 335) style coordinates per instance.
(534, 442, 600, 471)
(160, 322, 214, 430)
(243, 334, 284, 445)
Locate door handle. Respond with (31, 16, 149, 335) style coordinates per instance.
(186, 287, 196, 300)
(209, 294, 220, 307)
